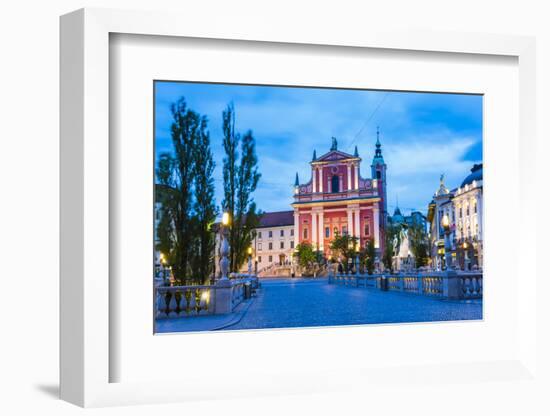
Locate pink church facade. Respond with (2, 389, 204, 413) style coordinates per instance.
(292, 136, 388, 260)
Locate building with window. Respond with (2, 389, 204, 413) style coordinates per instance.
(427, 164, 483, 270)
(292, 134, 387, 260)
(250, 210, 295, 273)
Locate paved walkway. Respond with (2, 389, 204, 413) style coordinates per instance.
(156, 278, 482, 333)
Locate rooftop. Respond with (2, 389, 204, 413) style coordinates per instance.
(257, 210, 294, 228)
(460, 163, 483, 188)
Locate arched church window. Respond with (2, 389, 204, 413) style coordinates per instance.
(376, 171, 381, 179)
(331, 175, 339, 193)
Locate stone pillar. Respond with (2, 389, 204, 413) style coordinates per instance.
(294, 210, 300, 248)
(444, 229, 452, 269)
(318, 209, 324, 251)
(312, 167, 317, 193)
(312, 211, 318, 248)
(347, 208, 354, 237)
(443, 270, 461, 299)
(219, 228, 230, 280)
(214, 280, 233, 314)
(347, 164, 352, 190)
(373, 205, 380, 249)
(319, 167, 323, 193)
(354, 209, 360, 241)
(354, 164, 359, 189)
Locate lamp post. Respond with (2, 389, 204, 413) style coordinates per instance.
(247, 246, 253, 278)
(441, 214, 452, 270)
(463, 241, 470, 271)
(159, 253, 168, 283)
(219, 212, 230, 281)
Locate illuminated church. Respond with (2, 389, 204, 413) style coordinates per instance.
(291, 133, 388, 260)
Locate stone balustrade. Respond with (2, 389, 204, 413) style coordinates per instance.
(156, 276, 258, 319)
(328, 271, 482, 300)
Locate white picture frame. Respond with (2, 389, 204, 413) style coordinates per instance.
(60, 7, 538, 408)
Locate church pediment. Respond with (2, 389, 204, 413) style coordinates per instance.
(314, 150, 356, 163)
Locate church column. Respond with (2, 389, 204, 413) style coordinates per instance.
(312, 167, 317, 193)
(373, 204, 380, 249)
(294, 210, 300, 247)
(347, 164, 352, 190)
(354, 209, 361, 242)
(319, 167, 323, 193)
(354, 164, 359, 189)
(318, 210, 324, 251)
(347, 208, 354, 237)
(312, 211, 318, 249)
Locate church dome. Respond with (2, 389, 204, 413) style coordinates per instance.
(461, 163, 483, 188)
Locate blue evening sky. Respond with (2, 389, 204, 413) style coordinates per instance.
(155, 81, 482, 216)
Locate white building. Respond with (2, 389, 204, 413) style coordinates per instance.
(213, 211, 296, 277)
(251, 211, 296, 274)
(427, 164, 483, 270)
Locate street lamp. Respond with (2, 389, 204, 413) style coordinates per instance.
(441, 214, 452, 270)
(159, 253, 167, 281)
(247, 246, 253, 277)
(222, 212, 230, 227)
(219, 212, 230, 281)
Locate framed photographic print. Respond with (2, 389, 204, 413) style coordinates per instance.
(152, 81, 484, 334)
(60, 7, 538, 408)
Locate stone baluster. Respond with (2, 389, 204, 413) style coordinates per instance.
(168, 291, 178, 318)
(157, 289, 167, 318)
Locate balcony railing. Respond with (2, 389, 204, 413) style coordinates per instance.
(328, 271, 482, 300)
(155, 276, 259, 319)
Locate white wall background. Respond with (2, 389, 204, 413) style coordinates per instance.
(0, 1, 548, 414)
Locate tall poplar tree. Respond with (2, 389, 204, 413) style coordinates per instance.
(221, 104, 262, 272)
(192, 116, 217, 283)
(166, 97, 200, 283)
(233, 130, 261, 269)
(156, 96, 218, 284)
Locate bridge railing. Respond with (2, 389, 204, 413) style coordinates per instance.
(155, 276, 258, 319)
(329, 271, 482, 300)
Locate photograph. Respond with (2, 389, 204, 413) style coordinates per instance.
(153, 81, 484, 333)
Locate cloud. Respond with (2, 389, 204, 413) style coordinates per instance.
(385, 133, 478, 176)
(155, 82, 482, 215)
(382, 132, 481, 213)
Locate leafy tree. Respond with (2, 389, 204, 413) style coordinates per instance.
(221, 104, 261, 272)
(191, 116, 217, 284)
(155, 97, 217, 285)
(408, 223, 430, 268)
(221, 103, 238, 269)
(329, 233, 359, 272)
(382, 223, 397, 272)
(165, 98, 201, 283)
(362, 238, 376, 275)
(294, 242, 316, 269)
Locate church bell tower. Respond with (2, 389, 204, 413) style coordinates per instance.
(371, 127, 388, 228)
